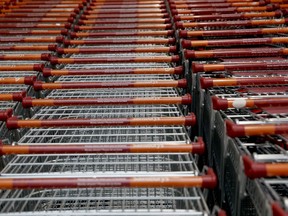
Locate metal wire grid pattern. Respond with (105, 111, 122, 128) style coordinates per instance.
(18, 125, 190, 144)
(0, 85, 28, 93)
(31, 104, 182, 119)
(0, 187, 209, 215)
(262, 178, 288, 207)
(64, 62, 174, 69)
(1, 153, 199, 176)
(234, 137, 288, 162)
(56, 74, 175, 82)
(220, 108, 288, 124)
(208, 87, 288, 98)
(0, 101, 18, 110)
(47, 88, 180, 99)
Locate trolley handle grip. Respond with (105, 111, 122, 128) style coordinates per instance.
(50, 55, 180, 64)
(180, 27, 288, 38)
(0, 64, 43, 71)
(191, 62, 288, 73)
(0, 91, 26, 102)
(179, 19, 287, 29)
(226, 120, 288, 137)
(183, 37, 288, 48)
(42, 66, 183, 77)
(0, 137, 204, 155)
(0, 168, 216, 190)
(0, 76, 36, 85)
(186, 48, 284, 59)
(0, 54, 50, 61)
(56, 46, 176, 54)
(33, 79, 187, 90)
(200, 77, 288, 88)
(242, 155, 288, 179)
(22, 94, 192, 107)
(6, 114, 196, 129)
(212, 96, 288, 110)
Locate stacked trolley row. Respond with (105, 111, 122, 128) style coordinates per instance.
(0, 0, 85, 171)
(0, 0, 222, 215)
(0, 0, 83, 142)
(175, 0, 288, 214)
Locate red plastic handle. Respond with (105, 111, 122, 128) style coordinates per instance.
(0, 168, 216, 189)
(0, 138, 204, 155)
(226, 120, 288, 137)
(22, 94, 192, 107)
(42, 66, 183, 77)
(200, 77, 288, 88)
(6, 114, 196, 129)
(33, 79, 187, 90)
(212, 96, 288, 110)
(243, 155, 288, 179)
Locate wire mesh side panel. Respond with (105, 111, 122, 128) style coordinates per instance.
(0, 187, 208, 216)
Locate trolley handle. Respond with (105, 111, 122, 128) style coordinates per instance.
(0, 53, 50, 61)
(169, 0, 256, 3)
(174, 11, 281, 22)
(242, 155, 288, 179)
(0, 17, 73, 23)
(50, 55, 180, 64)
(84, 8, 167, 14)
(0, 76, 36, 85)
(63, 38, 175, 45)
(42, 66, 183, 77)
(177, 19, 287, 29)
(0, 137, 205, 155)
(0, 45, 57, 51)
(56, 46, 177, 54)
(33, 79, 187, 90)
(73, 24, 172, 31)
(22, 94, 192, 107)
(179, 27, 288, 38)
(80, 13, 169, 19)
(212, 96, 288, 110)
(0, 23, 71, 29)
(191, 62, 288, 73)
(0, 168, 216, 190)
(77, 18, 170, 25)
(87, 4, 166, 10)
(0, 64, 44, 72)
(0, 36, 64, 43)
(0, 91, 26, 102)
(172, 6, 273, 15)
(6, 114, 196, 129)
(200, 77, 288, 88)
(182, 37, 288, 48)
(70, 30, 174, 38)
(170, 1, 265, 8)
(1, 13, 77, 19)
(226, 120, 288, 137)
(0, 109, 12, 121)
(186, 48, 285, 59)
